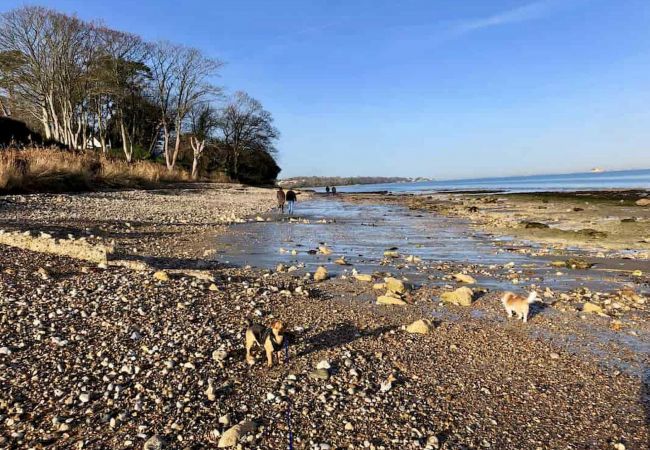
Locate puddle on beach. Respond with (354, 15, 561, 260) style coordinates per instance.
(213, 198, 626, 292)
(214, 197, 649, 376)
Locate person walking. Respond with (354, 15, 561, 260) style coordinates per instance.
(276, 186, 286, 213)
(286, 189, 297, 215)
(325, 186, 330, 194)
(331, 186, 337, 195)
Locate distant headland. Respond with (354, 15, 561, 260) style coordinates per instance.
(279, 176, 432, 188)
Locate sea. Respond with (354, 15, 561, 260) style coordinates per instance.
(313, 168, 650, 194)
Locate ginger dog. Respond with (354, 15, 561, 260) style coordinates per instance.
(501, 291, 539, 323)
(245, 319, 286, 367)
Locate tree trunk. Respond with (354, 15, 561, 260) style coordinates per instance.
(170, 118, 182, 170)
(119, 119, 133, 163)
(190, 136, 205, 180)
(163, 123, 172, 170)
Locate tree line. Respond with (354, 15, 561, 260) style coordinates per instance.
(0, 6, 280, 183)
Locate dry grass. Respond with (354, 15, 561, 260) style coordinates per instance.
(0, 148, 193, 193)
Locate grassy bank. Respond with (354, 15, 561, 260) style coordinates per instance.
(0, 148, 214, 194)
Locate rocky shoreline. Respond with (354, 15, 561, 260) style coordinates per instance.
(1, 185, 648, 449)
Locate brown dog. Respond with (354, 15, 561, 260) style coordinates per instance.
(245, 320, 286, 367)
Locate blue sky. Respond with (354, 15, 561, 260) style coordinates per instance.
(3, 0, 650, 179)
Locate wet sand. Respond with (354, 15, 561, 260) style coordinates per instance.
(0, 186, 648, 449)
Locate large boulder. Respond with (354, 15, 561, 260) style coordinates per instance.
(385, 277, 407, 295)
(635, 198, 650, 206)
(453, 273, 476, 284)
(440, 287, 474, 307)
(313, 266, 328, 282)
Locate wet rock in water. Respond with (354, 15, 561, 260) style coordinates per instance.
(565, 258, 594, 270)
(275, 263, 287, 273)
(405, 319, 433, 334)
(453, 273, 476, 284)
(405, 255, 421, 263)
(334, 256, 349, 265)
(153, 270, 170, 281)
(373, 282, 386, 290)
(314, 266, 329, 282)
(385, 277, 407, 294)
(354, 273, 373, 282)
(441, 287, 474, 307)
(522, 221, 550, 229)
(582, 302, 603, 314)
(377, 295, 407, 306)
(635, 198, 650, 206)
(383, 250, 399, 258)
(143, 435, 166, 450)
(318, 245, 333, 255)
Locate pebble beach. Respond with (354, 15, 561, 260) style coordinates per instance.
(0, 184, 648, 449)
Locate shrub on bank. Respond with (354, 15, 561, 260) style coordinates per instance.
(0, 148, 192, 193)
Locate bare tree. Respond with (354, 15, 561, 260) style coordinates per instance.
(189, 104, 217, 179)
(0, 6, 97, 149)
(216, 91, 279, 178)
(148, 41, 177, 166)
(92, 28, 149, 160)
(168, 46, 221, 170)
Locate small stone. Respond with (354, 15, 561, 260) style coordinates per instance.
(318, 246, 333, 255)
(353, 273, 373, 282)
(143, 435, 165, 450)
(153, 271, 169, 281)
(550, 352, 560, 360)
(377, 295, 407, 306)
(582, 302, 603, 314)
(316, 360, 331, 370)
(308, 368, 330, 380)
(405, 319, 433, 334)
(78, 393, 90, 403)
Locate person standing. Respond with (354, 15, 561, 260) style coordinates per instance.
(325, 186, 330, 194)
(286, 189, 297, 215)
(331, 186, 337, 195)
(276, 186, 286, 213)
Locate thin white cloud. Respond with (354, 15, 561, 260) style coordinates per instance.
(454, 0, 562, 35)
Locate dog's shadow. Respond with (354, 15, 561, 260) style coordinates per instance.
(296, 322, 396, 358)
(528, 301, 550, 320)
